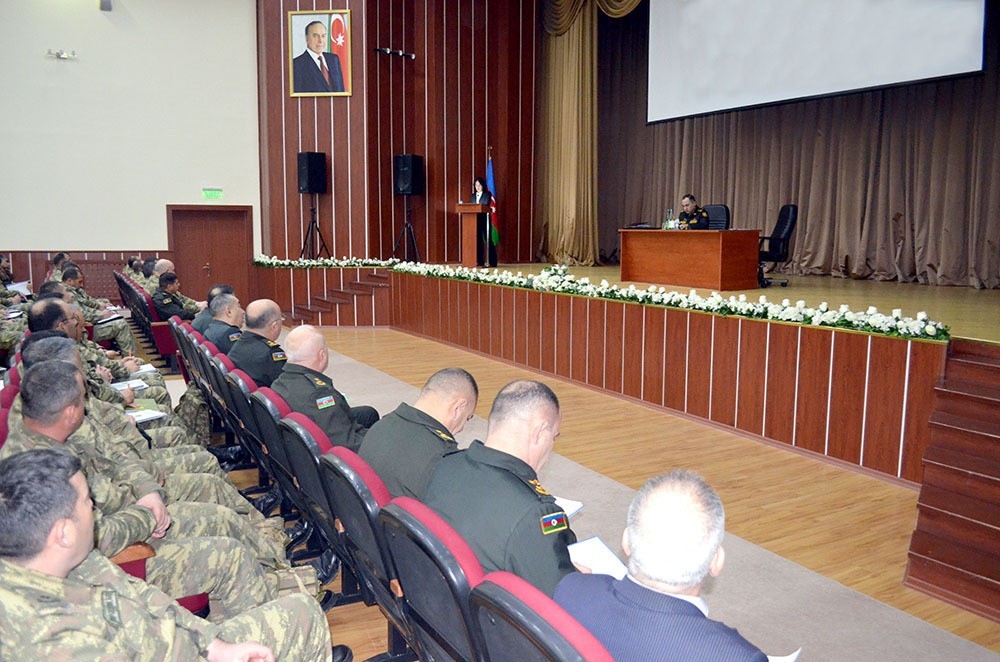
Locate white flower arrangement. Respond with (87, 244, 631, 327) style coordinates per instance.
(253, 255, 399, 269)
(253, 256, 950, 340)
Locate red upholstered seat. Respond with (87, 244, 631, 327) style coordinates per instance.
(0, 385, 19, 410)
(283, 411, 333, 454)
(216, 352, 235, 372)
(229, 369, 258, 393)
(328, 446, 391, 507)
(471, 571, 614, 662)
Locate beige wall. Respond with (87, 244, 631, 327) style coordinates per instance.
(0, 0, 260, 252)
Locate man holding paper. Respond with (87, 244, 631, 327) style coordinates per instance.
(554, 470, 766, 661)
(423, 380, 576, 596)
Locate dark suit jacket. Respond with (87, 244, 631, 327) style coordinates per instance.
(554, 573, 766, 662)
(293, 51, 345, 93)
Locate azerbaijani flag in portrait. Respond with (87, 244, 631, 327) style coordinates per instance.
(328, 13, 350, 94)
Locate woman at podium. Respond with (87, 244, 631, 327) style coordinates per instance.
(472, 177, 497, 267)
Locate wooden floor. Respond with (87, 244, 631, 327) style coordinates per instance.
(296, 326, 1000, 658)
(502, 263, 1000, 343)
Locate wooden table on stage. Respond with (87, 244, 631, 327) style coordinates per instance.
(455, 203, 490, 267)
(619, 229, 760, 291)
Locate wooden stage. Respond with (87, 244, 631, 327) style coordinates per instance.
(503, 263, 1000, 344)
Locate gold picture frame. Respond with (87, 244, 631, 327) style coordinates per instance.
(288, 10, 352, 97)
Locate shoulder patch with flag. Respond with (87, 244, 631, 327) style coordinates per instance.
(316, 395, 336, 409)
(540, 511, 568, 535)
(228, 331, 242, 342)
(271, 351, 286, 361)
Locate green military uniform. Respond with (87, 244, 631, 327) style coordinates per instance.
(358, 402, 457, 499)
(0, 311, 26, 350)
(78, 340, 172, 409)
(192, 306, 214, 333)
(204, 319, 243, 355)
(679, 205, 710, 229)
(46, 267, 63, 283)
(0, 551, 331, 660)
(228, 331, 287, 387)
(86, 393, 200, 449)
(424, 441, 577, 596)
(0, 283, 24, 306)
(2, 413, 283, 563)
(65, 283, 137, 354)
(272, 363, 371, 451)
(152, 287, 195, 321)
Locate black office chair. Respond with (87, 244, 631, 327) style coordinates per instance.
(703, 204, 731, 230)
(758, 204, 798, 288)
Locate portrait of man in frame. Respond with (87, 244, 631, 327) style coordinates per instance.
(288, 10, 352, 97)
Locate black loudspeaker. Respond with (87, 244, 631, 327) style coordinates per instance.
(298, 152, 327, 194)
(393, 154, 424, 196)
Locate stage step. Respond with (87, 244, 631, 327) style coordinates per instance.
(905, 338, 1000, 622)
(933, 379, 1000, 425)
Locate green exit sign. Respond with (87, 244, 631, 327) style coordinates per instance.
(202, 188, 224, 200)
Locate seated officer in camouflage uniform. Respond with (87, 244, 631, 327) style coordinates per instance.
(229, 299, 287, 387)
(359, 368, 479, 499)
(0, 373, 285, 619)
(1, 362, 288, 567)
(45, 251, 70, 283)
(61, 264, 137, 355)
(203, 293, 245, 355)
(193, 283, 234, 333)
(153, 272, 196, 321)
(272, 325, 379, 451)
(148, 259, 207, 312)
(0, 448, 337, 660)
(424, 380, 577, 596)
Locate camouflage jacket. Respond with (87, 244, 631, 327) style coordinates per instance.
(0, 551, 214, 659)
(1, 406, 160, 556)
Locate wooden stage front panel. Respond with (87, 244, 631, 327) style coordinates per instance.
(391, 272, 948, 483)
(619, 229, 760, 290)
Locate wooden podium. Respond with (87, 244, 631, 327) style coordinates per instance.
(455, 203, 489, 267)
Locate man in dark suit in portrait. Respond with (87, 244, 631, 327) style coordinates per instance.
(293, 20, 345, 94)
(554, 470, 766, 661)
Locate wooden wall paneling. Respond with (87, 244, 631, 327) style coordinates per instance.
(437, 278, 451, 344)
(290, 269, 309, 319)
(477, 283, 491, 353)
(826, 332, 869, 464)
(389, 272, 402, 328)
(570, 296, 589, 383)
(513, 288, 529, 365)
(453, 280, 469, 348)
(641, 306, 666, 407)
(622, 303, 644, 399)
(399, 272, 415, 331)
(794, 327, 833, 454)
(539, 291, 557, 373)
(526, 289, 543, 369)
(500, 286, 516, 361)
(710, 315, 740, 427)
(347, 7, 369, 262)
(900, 341, 947, 482)
(663, 309, 689, 411)
(736, 318, 767, 436)
(554, 295, 572, 378)
(686, 312, 713, 418)
(488, 285, 503, 357)
(862, 336, 908, 476)
(764, 323, 799, 445)
(427, 278, 443, 340)
(355, 270, 377, 327)
(373, 283, 390, 326)
(586, 299, 607, 389)
(604, 301, 625, 394)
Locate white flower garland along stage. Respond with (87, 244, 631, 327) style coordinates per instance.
(253, 256, 950, 341)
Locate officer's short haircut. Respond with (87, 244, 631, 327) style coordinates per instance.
(36, 281, 66, 298)
(625, 470, 725, 590)
(142, 257, 157, 278)
(682, 193, 697, 203)
(21, 335, 77, 369)
(128, 256, 142, 270)
(488, 380, 559, 424)
(210, 293, 237, 318)
(0, 448, 82, 561)
(206, 284, 234, 305)
(159, 272, 179, 289)
(245, 301, 282, 330)
(61, 266, 82, 282)
(21, 361, 84, 426)
(421, 368, 479, 401)
(27, 298, 67, 333)
(52, 252, 69, 267)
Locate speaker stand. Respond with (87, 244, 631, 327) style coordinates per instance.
(391, 194, 420, 262)
(299, 195, 331, 259)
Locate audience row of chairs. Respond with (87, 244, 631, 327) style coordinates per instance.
(113, 271, 178, 368)
(167, 316, 613, 661)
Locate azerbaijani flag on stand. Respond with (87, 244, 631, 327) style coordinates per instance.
(485, 157, 501, 246)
